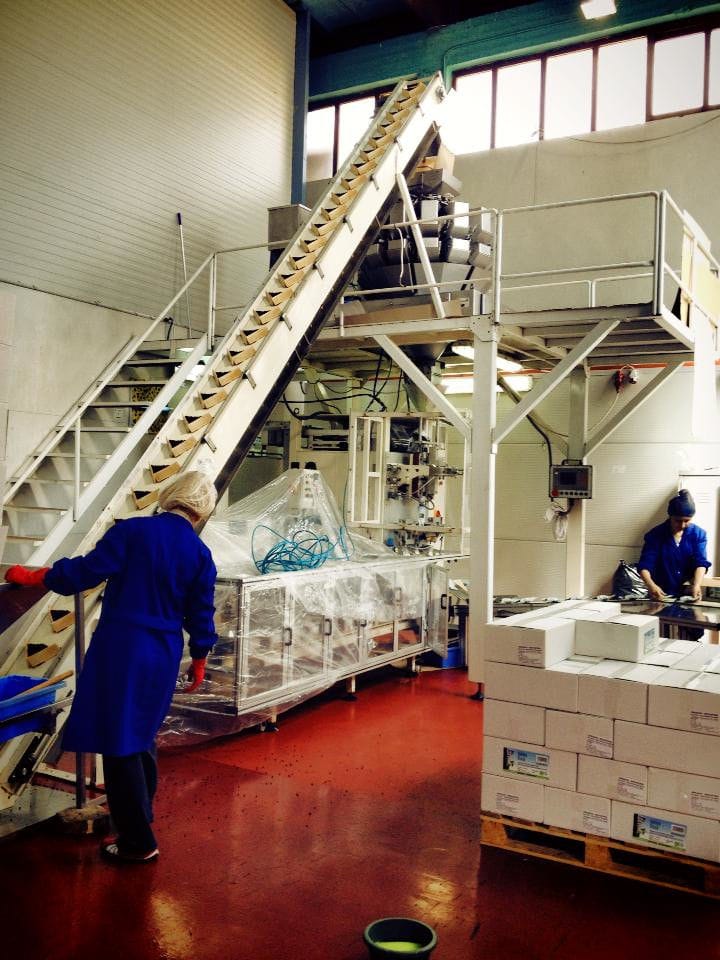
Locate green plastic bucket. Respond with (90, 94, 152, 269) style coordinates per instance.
(363, 918, 438, 958)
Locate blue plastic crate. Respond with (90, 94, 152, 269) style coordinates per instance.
(0, 675, 65, 743)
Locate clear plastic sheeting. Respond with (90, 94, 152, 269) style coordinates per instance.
(200, 468, 392, 578)
(160, 551, 461, 747)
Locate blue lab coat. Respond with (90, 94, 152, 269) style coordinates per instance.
(46, 513, 217, 756)
(637, 520, 711, 596)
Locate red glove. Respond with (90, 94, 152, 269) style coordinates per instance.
(184, 657, 207, 692)
(4, 565, 50, 587)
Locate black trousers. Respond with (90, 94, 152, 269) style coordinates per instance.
(102, 746, 158, 853)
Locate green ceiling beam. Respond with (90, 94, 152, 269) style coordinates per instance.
(309, 0, 720, 101)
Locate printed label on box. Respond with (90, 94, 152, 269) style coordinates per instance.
(503, 747, 550, 779)
(583, 810, 610, 836)
(690, 790, 720, 817)
(586, 734, 613, 759)
(633, 813, 687, 851)
(518, 644, 542, 667)
(690, 710, 720, 736)
(496, 791, 522, 816)
(643, 628, 658, 654)
(617, 778, 646, 802)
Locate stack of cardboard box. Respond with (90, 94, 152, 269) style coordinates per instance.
(481, 600, 720, 862)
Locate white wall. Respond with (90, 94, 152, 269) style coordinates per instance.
(0, 0, 295, 322)
(1, 284, 150, 481)
(0, 0, 295, 492)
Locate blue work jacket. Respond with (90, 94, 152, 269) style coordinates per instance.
(46, 512, 217, 756)
(637, 521, 711, 596)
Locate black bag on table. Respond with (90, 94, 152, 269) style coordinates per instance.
(612, 560, 648, 599)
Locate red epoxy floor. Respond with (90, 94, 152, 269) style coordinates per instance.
(2, 667, 719, 960)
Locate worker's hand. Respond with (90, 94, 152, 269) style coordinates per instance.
(4, 565, 50, 587)
(184, 657, 207, 693)
(690, 584, 703, 602)
(647, 583, 666, 601)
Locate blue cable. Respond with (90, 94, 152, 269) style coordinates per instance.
(252, 523, 350, 574)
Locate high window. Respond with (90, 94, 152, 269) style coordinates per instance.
(307, 20, 720, 174)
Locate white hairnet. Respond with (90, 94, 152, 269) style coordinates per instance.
(158, 470, 217, 521)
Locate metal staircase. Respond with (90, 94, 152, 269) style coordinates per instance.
(0, 72, 449, 809)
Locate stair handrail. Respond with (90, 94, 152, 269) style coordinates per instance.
(4, 253, 215, 506)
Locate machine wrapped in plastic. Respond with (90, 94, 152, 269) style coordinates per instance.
(161, 469, 460, 744)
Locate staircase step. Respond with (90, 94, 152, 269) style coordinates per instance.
(150, 461, 181, 484)
(123, 358, 181, 367)
(320, 204, 347, 224)
(80, 427, 133, 434)
(44, 452, 111, 460)
(107, 379, 168, 387)
(3, 504, 67, 514)
(88, 401, 153, 409)
(10, 477, 90, 486)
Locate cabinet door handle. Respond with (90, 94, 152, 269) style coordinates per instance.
(323, 617, 332, 636)
(440, 593, 448, 610)
(283, 626, 293, 646)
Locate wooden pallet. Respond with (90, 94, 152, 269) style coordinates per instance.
(480, 813, 720, 899)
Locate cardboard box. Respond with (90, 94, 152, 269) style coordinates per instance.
(481, 773, 544, 821)
(614, 720, 720, 779)
(484, 617, 575, 668)
(577, 601, 622, 615)
(546, 710, 614, 758)
(560, 608, 616, 623)
(672, 645, 720, 673)
(483, 736, 577, 790)
(641, 639, 699, 667)
(648, 670, 720, 736)
(578, 754, 648, 804)
(484, 660, 579, 712)
(577, 661, 666, 723)
(484, 699, 545, 745)
(648, 767, 720, 820)
(575, 614, 660, 662)
(611, 800, 720, 861)
(544, 786, 611, 837)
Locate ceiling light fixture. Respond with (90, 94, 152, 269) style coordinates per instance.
(449, 341, 524, 373)
(580, 0, 617, 20)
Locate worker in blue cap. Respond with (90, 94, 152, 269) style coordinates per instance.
(638, 489, 711, 602)
(4, 470, 218, 863)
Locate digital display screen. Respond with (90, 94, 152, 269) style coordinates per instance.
(557, 469, 586, 489)
(550, 464, 593, 498)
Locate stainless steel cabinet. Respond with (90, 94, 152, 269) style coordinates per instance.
(201, 555, 459, 718)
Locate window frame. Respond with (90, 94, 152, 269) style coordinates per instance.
(306, 14, 720, 173)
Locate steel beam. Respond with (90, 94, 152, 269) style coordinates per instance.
(495, 319, 619, 445)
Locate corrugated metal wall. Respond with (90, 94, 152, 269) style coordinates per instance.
(0, 0, 295, 323)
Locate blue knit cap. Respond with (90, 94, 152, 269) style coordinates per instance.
(667, 488, 696, 517)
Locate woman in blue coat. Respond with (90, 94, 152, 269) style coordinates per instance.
(5, 470, 218, 862)
(638, 489, 711, 601)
